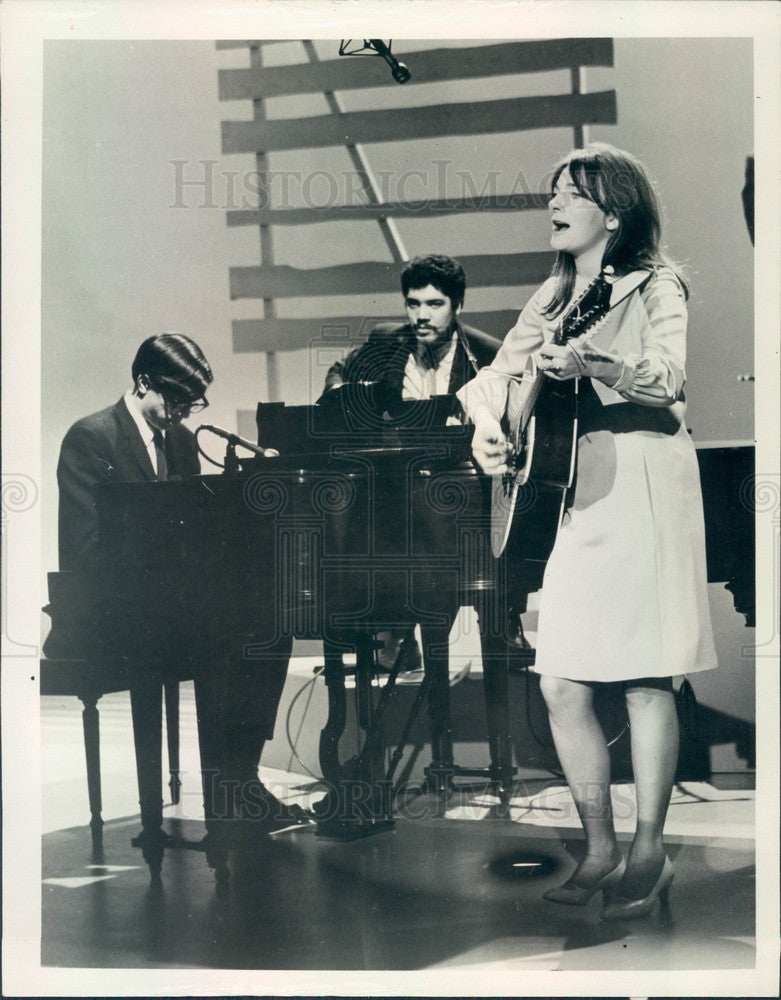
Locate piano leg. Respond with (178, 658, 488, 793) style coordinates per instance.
(354, 632, 395, 790)
(420, 622, 456, 796)
(314, 631, 396, 838)
(129, 679, 165, 878)
(79, 692, 103, 841)
(318, 639, 347, 784)
(164, 682, 181, 806)
(353, 634, 379, 757)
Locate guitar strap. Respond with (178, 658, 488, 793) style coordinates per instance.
(583, 269, 652, 351)
(607, 268, 653, 309)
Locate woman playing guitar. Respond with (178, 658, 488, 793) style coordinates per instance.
(458, 143, 717, 918)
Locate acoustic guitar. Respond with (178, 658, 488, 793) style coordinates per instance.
(490, 270, 615, 560)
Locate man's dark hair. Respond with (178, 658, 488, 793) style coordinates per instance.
(131, 333, 213, 401)
(400, 254, 466, 309)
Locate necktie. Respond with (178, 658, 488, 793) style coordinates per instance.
(152, 428, 168, 481)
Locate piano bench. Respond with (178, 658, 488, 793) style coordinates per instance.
(40, 657, 182, 840)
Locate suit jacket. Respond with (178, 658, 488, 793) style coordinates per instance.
(53, 400, 287, 750)
(57, 397, 199, 571)
(322, 320, 502, 399)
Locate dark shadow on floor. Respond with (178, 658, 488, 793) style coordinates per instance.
(42, 813, 754, 971)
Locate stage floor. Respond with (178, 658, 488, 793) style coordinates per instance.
(40, 677, 756, 974)
(42, 793, 755, 972)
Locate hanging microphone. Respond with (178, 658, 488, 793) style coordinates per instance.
(368, 39, 411, 83)
(199, 424, 279, 458)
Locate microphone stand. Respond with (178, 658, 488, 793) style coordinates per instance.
(222, 440, 240, 478)
(195, 423, 278, 476)
(368, 40, 411, 84)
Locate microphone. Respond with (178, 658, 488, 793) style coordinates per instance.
(368, 39, 411, 83)
(199, 424, 279, 458)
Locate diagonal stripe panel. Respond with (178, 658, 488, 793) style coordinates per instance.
(233, 311, 523, 353)
(215, 40, 289, 50)
(222, 91, 617, 153)
(226, 192, 549, 228)
(230, 252, 554, 299)
(219, 39, 614, 99)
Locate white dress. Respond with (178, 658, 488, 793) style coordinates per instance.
(458, 267, 718, 682)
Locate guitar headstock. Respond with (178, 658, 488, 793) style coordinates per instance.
(560, 271, 613, 343)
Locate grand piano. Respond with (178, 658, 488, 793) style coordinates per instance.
(42, 387, 755, 878)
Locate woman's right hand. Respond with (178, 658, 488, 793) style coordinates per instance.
(471, 415, 511, 475)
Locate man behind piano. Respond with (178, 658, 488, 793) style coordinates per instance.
(53, 333, 306, 861)
(322, 254, 531, 657)
(323, 254, 499, 403)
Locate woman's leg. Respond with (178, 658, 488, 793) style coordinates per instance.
(621, 681, 679, 898)
(540, 675, 622, 883)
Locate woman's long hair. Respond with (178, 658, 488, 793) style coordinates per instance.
(543, 142, 688, 318)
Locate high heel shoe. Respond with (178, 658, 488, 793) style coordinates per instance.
(543, 857, 626, 905)
(602, 856, 675, 919)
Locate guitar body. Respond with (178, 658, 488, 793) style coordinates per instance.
(490, 270, 616, 560)
(490, 371, 578, 558)
(518, 372, 578, 488)
(499, 479, 570, 566)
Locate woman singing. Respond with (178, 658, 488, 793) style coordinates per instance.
(458, 143, 717, 918)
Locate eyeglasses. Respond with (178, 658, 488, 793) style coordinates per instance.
(166, 396, 208, 416)
(148, 377, 209, 416)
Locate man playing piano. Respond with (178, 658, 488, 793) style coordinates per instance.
(56, 333, 211, 572)
(53, 333, 306, 868)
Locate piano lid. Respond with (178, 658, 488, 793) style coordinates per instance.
(255, 389, 470, 458)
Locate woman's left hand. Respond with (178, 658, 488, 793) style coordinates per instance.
(534, 343, 581, 380)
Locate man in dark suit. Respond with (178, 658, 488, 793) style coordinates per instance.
(57, 334, 209, 571)
(54, 334, 304, 868)
(323, 254, 500, 406)
(322, 255, 531, 665)
(319, 256, 530, 798)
